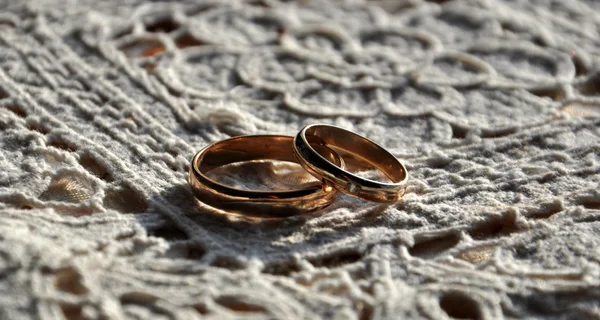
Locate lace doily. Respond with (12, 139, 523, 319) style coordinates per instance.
(1, 0, 600, 319)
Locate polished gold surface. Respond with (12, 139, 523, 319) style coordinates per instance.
(293, 124, 408, 203)
(189, 135, 342, 218)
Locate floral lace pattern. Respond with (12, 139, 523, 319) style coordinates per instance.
(1, 0, 600, 319)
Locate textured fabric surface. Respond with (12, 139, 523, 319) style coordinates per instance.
(1, 0, 600, 319)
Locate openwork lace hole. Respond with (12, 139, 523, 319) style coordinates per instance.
(0, 87, 7, 99)
(308, 250, 362, 268)
(263, 261, 300, 276)
(144, 17, 179, 33)
(468, 214, 519, 240)
(438, 12, 482, 32)
(5, 104, 27, 118)
(439, 292, 482, 320)
(409, 233, 460, 258)
(578, 73, 600, 96)
(211, 256, 245, 270)
(164, 242, 205, 259)
(26, 119, 50, 134)
(572, 54, 589, 76)
(79, 153, 113, 182)
(148, 224, 188, 241)
(141, 62, 157, 73)
(215, 295, 268, 314)
(103, 184, 148, 214)
(0, 21, 16, 28)
(577, 197, 600, 210)
(480, 127, 518, 139)
(118, 39, 165, 58)
(527, 87, 565, 101)
(183, 246, 206, 260)
(60, 304, 85, 320)
(192, 303, 210, 315)
(358, 303, 374, 320)
(174, 32, 205, 48)
(245, 0, 271, 8)
(54, 268, 88, 295)
(120, 291, 159, 305)
(47, 136, 77, 152)
(451, 124, 469, 140)
(361, 30, 429, 53)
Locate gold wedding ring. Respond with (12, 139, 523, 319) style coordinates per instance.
(188, 135, 342, 218)
(293, 124, 408, 203)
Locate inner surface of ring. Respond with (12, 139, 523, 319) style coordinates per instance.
(207, 161, 318, 191)
(196, 135, 341, 193)
(305, 126, 406, 183)
(199, 136, 296, 172)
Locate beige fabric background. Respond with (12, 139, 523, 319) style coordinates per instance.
(1, 0, 600, 319)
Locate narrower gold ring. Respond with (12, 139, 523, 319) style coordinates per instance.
(293, 124, 408, 203)
(189, 135, 342, 218)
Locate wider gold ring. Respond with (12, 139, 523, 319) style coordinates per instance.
(189, 135, 342, 218)
(293, 124, 408, 203)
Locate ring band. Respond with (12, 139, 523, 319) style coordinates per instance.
(293, 124, 408, 203)
(189, 135, 342, 218)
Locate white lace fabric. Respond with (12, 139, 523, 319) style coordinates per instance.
(1, 0, 600, 319)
